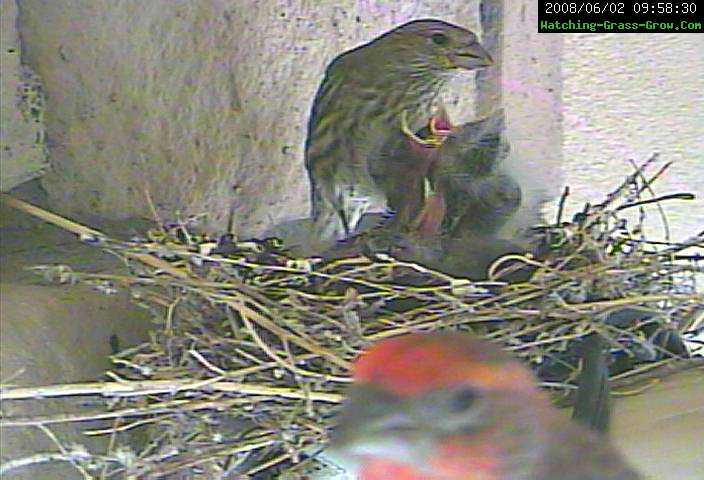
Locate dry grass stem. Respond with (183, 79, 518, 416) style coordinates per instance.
(1, 157, 701, 477)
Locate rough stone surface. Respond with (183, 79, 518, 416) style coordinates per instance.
(16, 1, 495, 237)
(499, 1, 562, 236)
(451, 0, 563, 241)
(0, 0, 48, 191)
(558, 33, 704, 240)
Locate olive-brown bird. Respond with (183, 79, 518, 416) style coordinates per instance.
(305, 19, 492, 242)
(329, 332, 642, 480)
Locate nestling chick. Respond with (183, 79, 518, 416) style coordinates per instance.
(432, 111, 521, 237)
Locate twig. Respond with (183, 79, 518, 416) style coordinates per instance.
(0, 378, 344, 404)
(1, 194, 105, 242)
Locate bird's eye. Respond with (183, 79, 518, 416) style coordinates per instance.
(449, 387, 478, 413)
(431, 33, 449, 46)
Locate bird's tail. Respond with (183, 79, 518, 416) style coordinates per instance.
(572, 333, 611, 433)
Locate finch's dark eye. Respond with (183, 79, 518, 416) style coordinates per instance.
(431, 33, 449, 46)
(449, 387, 478, 413)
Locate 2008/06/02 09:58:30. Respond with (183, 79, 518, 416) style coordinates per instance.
(543, 2, 697, 15)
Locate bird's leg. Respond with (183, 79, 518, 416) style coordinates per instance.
(335, 208, 351, 237)
(311, 181, 349, 241)
(345, 196, 373, 236)
(329, 183, 374, 240)
(313, 209, 346, 242)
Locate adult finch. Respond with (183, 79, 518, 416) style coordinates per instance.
(305, 19, 492, 241)
(329, 332, 642, 479)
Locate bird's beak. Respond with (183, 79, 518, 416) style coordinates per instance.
(450, 42, 493, 70)
(329, 385, 415, 459)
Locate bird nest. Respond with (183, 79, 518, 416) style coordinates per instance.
(1, 157, 702, 479)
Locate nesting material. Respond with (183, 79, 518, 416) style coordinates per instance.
(1, 157, 702, 479)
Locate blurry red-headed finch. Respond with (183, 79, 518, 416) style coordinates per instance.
(328, 332, 642, 479)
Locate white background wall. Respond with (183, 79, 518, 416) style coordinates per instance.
(559, 33, 704, 242)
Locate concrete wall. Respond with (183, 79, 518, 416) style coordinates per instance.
(496, 1, 563, 236)
(558, 33, 704, 240)
(15, 0, 497, 236)
(6, 3, 701, 241)
(0, 0, 48, 191)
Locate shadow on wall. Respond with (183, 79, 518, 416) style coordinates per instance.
(0, 184, 153, 479)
